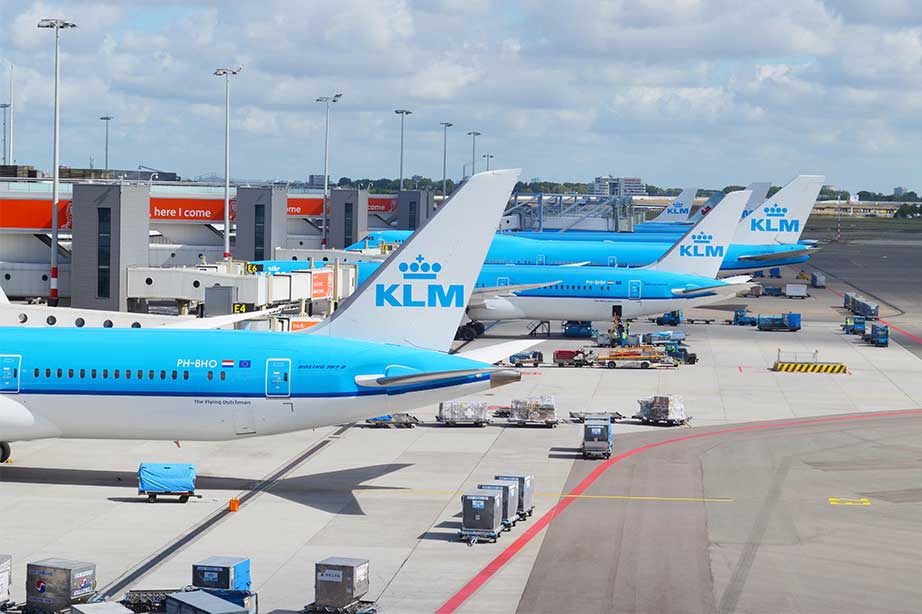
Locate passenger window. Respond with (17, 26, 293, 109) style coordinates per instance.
(126, 370, 132, 380)
(137, 370, 143, 380)
(183, 371, 189, 380)
(220, 371, 226, 381)
(283, 372, 289, 382)
(207, 371, 213, 381)
(68, 368, 74, 378)
(34, 368, 39, 377)
(103, 369, 109, 378)
(160, 370, 166, 380)
(114, 370, 120, 379)
(80, 369, 85, 378)
(148, 370, 154, 380)
(91, 369, 97, 378)
(45, 368, 51, 378)
(171, 370, 177, 380)
(56, 368, 62, 378)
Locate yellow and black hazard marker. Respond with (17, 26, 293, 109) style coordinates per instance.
(772, 361, 847, 374)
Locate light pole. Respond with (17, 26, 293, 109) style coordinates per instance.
(440, 122, 452, 200)
(467, 131, 481, 176)
(316, 93, 341, 247)
(482, 153, 494, 171)
(0, 104, 8, 165)
(395, 109, 411, 190)
(99, 115, 112, 171)
(38, 18, 77, 306)
(7, 64, 12, 166)
(214, 66, 242, 261)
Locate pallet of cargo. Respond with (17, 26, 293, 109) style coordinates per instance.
(633, 395, 690, 426)
(364, 413, 419, 428)
(508, 397, 558, 427)
(437, 401, 491, 426)
(569, 411, 625, 423)
(303, 601, 377, 614)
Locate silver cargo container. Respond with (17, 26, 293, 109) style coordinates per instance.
(785, 283, 808, 299)
(461, 490, 503, 535)
(495, 471, 535, 518)
(437, 400, 491, 426)
(476, 480, 519, 527)
(72, 602, 136, 614)
(0, 554, 11, 606)
(165, 591, 247, 614)
(314, 557, 370, 608)
(26, 558, 96, 613)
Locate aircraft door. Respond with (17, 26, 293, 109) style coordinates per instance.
(265, 358, 291, 398)
(608, 256, 618, 267)
(536, 254, 546, 265)
(496, 277, 510, 287)
(0, 355, 21, 393)
(628, 280, 642, 300)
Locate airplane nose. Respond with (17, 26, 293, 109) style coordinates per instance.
(490, 369, 522, 389)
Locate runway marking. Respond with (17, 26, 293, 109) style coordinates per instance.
(359, 488, 732, 502)
(436, 409, 922, 614)
(828, 497, 871, 506)
(880, 319, 922, 345)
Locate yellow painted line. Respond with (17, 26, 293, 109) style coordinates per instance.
(828, 497, 871, 506)
(357, 488, 732, 502)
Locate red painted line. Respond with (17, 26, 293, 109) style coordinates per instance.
(738, 366, 743, 374)
(436, 409, 922, 613)
(879, 319, 922, 345)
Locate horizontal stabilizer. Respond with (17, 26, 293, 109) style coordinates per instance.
(738, 247, 815, 261)
(354, 367, 519, 388)
(456, 340, 541, 364)
(166, 308, 281, 330)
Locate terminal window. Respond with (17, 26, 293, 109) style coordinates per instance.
(97, 208, 112, 298)
(254, 204, 265, 260)
(343, 203, 354, 246)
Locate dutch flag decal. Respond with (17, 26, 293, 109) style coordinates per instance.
(221, 360, 235, 368)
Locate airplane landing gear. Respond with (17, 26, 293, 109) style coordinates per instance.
(456, 321, 486, 342)
(0, 442, 11, 463)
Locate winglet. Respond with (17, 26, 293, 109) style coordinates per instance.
(643, 189, 749, 277)
(651, 187, 696, 222)
(733, 175, 824, 245)
(308, 169, 521, 352)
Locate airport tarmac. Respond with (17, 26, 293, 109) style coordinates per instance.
(3, 264, 922, 613)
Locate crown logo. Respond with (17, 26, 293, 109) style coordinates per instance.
(692, 231, 712, 244)
(765, 204, 787, 218)
(399, 255, 442, 280)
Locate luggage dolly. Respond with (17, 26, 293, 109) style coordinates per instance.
(303, 600, 378, 614)
(516, 506, 535, 522)
(458, 528, 501, 546)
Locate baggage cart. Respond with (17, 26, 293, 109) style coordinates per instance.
(437, 401, 491, 426)
(569, 411, 624, 423)
(634, 395, 689, 426)
(138, 463, 199, 503)
(459, 490, 504, 545)
(509, 397, 558, 427)
(364, 413, 419, 428)
(494, 472, 535, 520)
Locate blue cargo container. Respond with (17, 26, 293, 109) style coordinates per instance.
(870, 324, 889, 347)
(138, 463, 196, 503)
(193, 557, 251, 592)
(757, 313, 801, 332)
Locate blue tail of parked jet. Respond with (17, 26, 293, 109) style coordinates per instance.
(644, 189, 749, 277)
(732, 175, 824, 245)
(309, 169, 521, 352)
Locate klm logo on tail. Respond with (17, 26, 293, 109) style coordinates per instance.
(375, 255, 464, 308)
(750, 204, 800, 233)
(679, 232, 724, 257)
(666, 206, 690, 216)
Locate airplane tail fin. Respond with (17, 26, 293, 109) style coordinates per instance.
(643, 189, 749, 277)
(686, 191, 724, 223)
(732, 175, 824, 245)
(0, 284, 9, 305)
(742, 182, 771, 215)
(308, 169, 521, 353)
(651, 187, 696, 222)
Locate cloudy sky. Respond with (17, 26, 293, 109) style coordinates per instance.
(1, 0, 921, 191)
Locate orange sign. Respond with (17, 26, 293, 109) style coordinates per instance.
(0, 198, 72, 230)
(289, 319, 320, 331)
(288, 197, 323, 216)
(150, 197, 236, 222)
(311, 269, 334, 299)
(368, 197, 397, 212)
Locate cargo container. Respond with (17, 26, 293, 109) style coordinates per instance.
(138, 463, 197, 503)
(72, 602, 135, 614)
(757, 313, 801, 332)
(313, 557, 370, 609)
(869, 324, 889, 347)
(634, 395, 688, 425)
(0, 554, 10, 606)
(165, 591, 248, 614)
(437, 400, 491, 426)
(810, 272, 826, 288)
(494, 472, 535, 520)
(476, 480, 519, 528)
(784, 284, 808, 299)
(582, 419, 613, 459)
(192, 557, 251, 592)
(509, 397, 558, 426)
(26, 559, 96, 613)
(459, 490, 504, 544)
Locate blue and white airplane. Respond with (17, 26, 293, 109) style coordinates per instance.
(0, 170, 528, 463)
(259, 188, 752, 340)
(349, 176, 823, 271)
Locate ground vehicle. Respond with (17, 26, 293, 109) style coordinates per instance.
(654, 310, 684, 326)
(593, 345, 672, 369)
(582, 417, 613, 459)
(562, 321, 597, 338)
(842, 316, 867, 335)
(757, 313, 802, 331)
(663, 342, 698, 364)
(868, 324, 889, 347)
(727, 308, 758, 326)
(509, 351, 544, 367)
(553, 349, 592, 367)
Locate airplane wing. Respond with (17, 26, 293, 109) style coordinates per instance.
(468, 280, 561, 310)
(354, 367, 520, 388)
(560, 261, 591, 267)
(738, 248, 815, 261)
(165, 308, 281, 330)
(671, 283, 736, 296)
(455, 340, 541, 365)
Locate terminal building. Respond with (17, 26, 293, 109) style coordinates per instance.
(588, 176, 647, 198)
